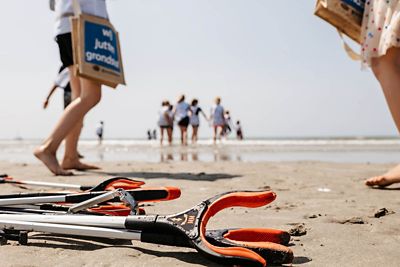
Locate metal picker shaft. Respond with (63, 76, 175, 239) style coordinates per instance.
(0, 219, 141, 240)
(68, 189, 138, 215)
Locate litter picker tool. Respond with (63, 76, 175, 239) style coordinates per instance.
(0, 187, 181, 206)
(0, 174, 144, 191)
(0, 190, 293, 266)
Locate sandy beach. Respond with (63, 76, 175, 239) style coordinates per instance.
(0, 157, 399, 266)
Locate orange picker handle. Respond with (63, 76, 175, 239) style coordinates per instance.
(125, 191, 293, 267)
(196, 191, 277, 267)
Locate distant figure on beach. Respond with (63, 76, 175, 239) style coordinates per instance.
(222, 110, 233, 137)
(174, 95, 190, 146)
(189, 99, 208, 144)
(359, 1, 400, 187)
(210, 97, 225, 142)
(158, 101, 174, 145)
(236, 120, 243, 140)
(147, 129, 152, 140)
(152, 129, 157, 140)
(96, 121, 104, 145)
(43, 67, 71, 109)
(34, 0, 110, 175)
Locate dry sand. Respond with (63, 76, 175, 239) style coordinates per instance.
(0, 160, 399, 267)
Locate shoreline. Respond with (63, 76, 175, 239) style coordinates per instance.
(1, 139, 400, 164)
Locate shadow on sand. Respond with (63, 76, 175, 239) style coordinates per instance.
(370, 186, 400, 191)
(89, 171, 241, 182)
(28, 234, 219, 266)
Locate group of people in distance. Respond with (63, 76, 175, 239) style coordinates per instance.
(158, 95, 243, 146)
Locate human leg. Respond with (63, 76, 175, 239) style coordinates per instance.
(34, 67, 81, 175)
(366, 48, 400, 186)
(167, 127, 173, 145)
(160, 127, 164, 145)
(179, 126, 188, 145)
(192, 126, 199, 143)
(34, 77, 102, 174)
(61, 77, 102, 170)
(61, 67, 86, 169)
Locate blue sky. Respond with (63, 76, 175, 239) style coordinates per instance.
(0, 0, 396, 139)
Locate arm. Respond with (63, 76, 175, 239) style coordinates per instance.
(200, 109, 209, 121)
(209, 107, 214, 121)
(43, 84, 58, 109)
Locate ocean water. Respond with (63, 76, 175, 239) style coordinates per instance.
(0, 138, 399, 163)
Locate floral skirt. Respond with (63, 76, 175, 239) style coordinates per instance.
(361, 0, 400, 67)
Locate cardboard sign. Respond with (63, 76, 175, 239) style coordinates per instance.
(71, 14, 125, 88)
(315, 0, 365, 44)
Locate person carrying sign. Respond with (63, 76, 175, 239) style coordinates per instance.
(34, 0, 111, 175)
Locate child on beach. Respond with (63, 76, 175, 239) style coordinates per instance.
(43, 67, 71, 109)
(96, 121, 104, 145)
(34, 0, 110, 175)
(158, 101, 174, 145)
(236, 120, 244, 140)
(222, 110, 233, 137)
(360, 0, 400, 187)
(210, 97, 225, 142)
(189, 99, 208, 144)
(174, 95, 190, 146)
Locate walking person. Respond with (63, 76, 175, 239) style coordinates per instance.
(235, 120, 244, 140)
(174, 95, 190, 146)
(96, 121, 104, 145)
(222, 110, 233, 138)
(158, 101, 174, 145)
(359, 1, 400, 187)
(34, 0, 110, 175)
(210, 97, 225, 143)
(189, 99, 208, 144)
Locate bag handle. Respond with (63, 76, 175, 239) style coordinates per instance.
(338, 30, 361, 61)
(72, 0, 82, 16)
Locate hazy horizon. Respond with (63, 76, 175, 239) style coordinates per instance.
(0, 1, 398, 140)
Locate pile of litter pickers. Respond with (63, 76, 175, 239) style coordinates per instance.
(0, 174, 293, 267)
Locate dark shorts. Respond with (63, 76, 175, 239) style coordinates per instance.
(63, 89, 72, 109)
(178, 117, 190, 127)
(56, 33, 74, 68)
(160, 125, 172, 129)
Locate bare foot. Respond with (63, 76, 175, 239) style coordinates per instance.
(34, 146, 73, 176)
(61, 157, 100, 171)
(365, 164, 400, 187)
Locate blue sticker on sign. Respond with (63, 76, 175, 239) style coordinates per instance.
(341, 0, 365, 13)
(84, 21, 120, 73)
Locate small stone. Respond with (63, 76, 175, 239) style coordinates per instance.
(337, 217, 366, 224)
(288, 223, 307, 236)
(374, 208, 395, 218)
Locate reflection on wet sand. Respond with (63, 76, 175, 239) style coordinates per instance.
(158, 146, 243, 163)
(160, 151, 174, 162)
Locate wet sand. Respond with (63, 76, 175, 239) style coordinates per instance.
(0, 160, 399, 266)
